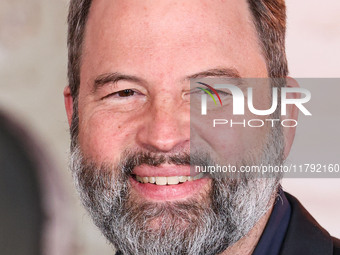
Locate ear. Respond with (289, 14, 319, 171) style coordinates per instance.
(282, 77, 299, 159)
(63, 86, 73, 127)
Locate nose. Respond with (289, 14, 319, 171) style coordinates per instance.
(136, 93, 189, 153)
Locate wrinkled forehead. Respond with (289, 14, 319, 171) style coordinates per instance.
(83, 0, 257, 53)
(79, 0, 266, 84)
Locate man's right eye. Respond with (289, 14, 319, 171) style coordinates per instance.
(100, 88, 146, 112)
(102, 89, 138, 100)
(116, 89, 135, 97)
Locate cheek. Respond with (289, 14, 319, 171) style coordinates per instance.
(201, 123, 268, 164)
(209, 126, 264, 161)
(191, 102, 270, 164)
(78, 109, 138, 161)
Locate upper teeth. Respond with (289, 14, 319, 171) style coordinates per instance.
(135, 173, 204, 185)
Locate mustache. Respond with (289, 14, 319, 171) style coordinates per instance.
(119, 150, 214, 176)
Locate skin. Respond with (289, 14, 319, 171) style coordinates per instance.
(64, 0, 298, 253)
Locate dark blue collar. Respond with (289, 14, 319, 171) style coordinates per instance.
(252, 188, 291, 255)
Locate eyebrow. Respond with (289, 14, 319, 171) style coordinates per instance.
(93, 72, 146, 93)
(187, 68, 241, 80)
(92, 67, 241, 92)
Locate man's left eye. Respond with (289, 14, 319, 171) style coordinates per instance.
(116, 89, 135, 97)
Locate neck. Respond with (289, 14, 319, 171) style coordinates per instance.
(220, 195, 276, 255)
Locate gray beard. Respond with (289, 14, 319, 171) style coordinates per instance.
(69, 126, 284, 255)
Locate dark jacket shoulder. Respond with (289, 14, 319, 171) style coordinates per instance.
(333, 237, 340, 255)
(280, 192, 340, 255)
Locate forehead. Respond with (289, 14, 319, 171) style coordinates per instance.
(81, 0, 265, 83)
(86, 0, 253, 39)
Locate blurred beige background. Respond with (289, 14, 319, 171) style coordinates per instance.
(283, 0, 340, 240)
(0, 0, 339, 254)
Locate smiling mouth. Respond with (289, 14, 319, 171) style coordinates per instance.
(131, 173, 205, 185)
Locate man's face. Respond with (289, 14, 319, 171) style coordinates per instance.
(78, 0, 268, 197)
(67, 0, 284, 254)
